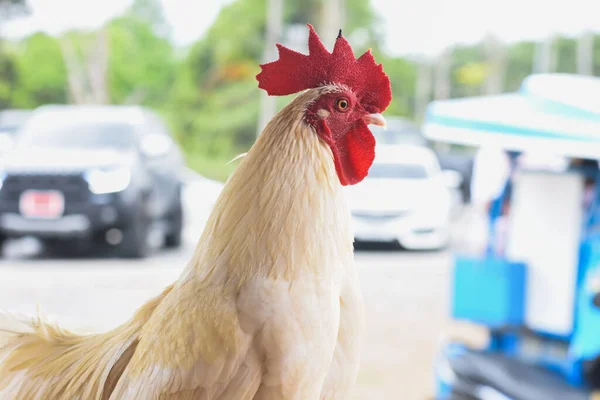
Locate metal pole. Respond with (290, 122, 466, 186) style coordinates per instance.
(433, 50, 451, 100)
(319, 0, 344, 44)
(415, 59, 432, 121)
(257, 0, 283, 136)
(483, 34, 506, 94)
(534, 36, 554, 73)
(577, 31, 593, 75)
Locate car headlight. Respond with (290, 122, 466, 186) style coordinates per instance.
(84, 166, 131, 194)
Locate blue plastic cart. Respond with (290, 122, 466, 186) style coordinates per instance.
(424, 74, 600, 400)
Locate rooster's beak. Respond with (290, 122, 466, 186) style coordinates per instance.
(364, 113, 387, 130)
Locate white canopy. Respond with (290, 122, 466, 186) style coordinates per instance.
(422, 74, 600, 160)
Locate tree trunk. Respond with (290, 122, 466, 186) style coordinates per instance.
(60, 29, 110, 105)
(59, 37, 89, 104)
(319, 0, 344, 44)
(415, 60, 432, 121)
(87, 28, 109, 104)
(483, 35, 506, 95)
(257, 0, 283, 136)
(434, 50, 451, 100)
(534, 36, 555, 73)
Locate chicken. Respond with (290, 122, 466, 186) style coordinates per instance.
(0, 24, 391, 400)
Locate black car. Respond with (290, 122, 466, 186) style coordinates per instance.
(0, 105, 185, 258)
(0, 109, 33, 154)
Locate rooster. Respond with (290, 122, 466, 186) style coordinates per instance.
(0, 24, 391, 400)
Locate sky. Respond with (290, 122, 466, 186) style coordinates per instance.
(2, 0, 600, 57)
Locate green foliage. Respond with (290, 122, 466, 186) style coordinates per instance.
(504, 41, 534, 92)
(382, 56, 417, 117)
(11, 33, 68, 107)
(127, 0, 171, 38)
(0, 48, 19, 108)
(168, 0, 395, 174)
(594, 35, 600, 76)
(2, 0, 600, 181)
(450, 45, 484, 97)
(107, 16, 176, 107)
(184, 152, 241, 182)
(554, 37, 577, 73)
(164, 0, 267, 168)
(455, 62, 489, 87)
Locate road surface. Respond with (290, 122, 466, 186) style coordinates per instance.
(0, 176, 484, 399)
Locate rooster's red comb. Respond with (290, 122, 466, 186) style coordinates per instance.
(256, 24, 392, 113)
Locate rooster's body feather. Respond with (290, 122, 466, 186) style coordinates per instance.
(0, 23, 392, 398)
(0, 87, 364, 400)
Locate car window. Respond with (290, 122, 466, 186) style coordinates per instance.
(370, 124, 429, 147)
(17, 120, 136, 150)
(0, 125, 20, 135)
(0, 111, 31, 133)
(368, 163, 430, 179)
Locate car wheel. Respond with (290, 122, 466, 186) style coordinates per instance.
(120, 204, 151, 259)
(164, 187, 183, 249)
(0, 234, 7, 256)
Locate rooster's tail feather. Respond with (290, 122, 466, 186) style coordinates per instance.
(0, 310, 35, 336)
(0, 284, 174, 400)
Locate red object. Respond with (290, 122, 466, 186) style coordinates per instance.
(19, 190, 65, 218)
(256, 24, 392, 114)
(314, 116, 375, 186)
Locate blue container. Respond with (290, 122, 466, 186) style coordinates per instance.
(452, 256, 527, 327)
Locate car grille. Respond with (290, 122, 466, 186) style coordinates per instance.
(0, 173, 90, 212)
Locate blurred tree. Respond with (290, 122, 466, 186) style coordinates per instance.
(0, 0, 30, 109)
(257, 0, 282, 134)
(533, 36, 556, 73)
(554, 37, 577, 73)
(504, 41, 534, 92)
(166, 0, 417, 180)
(60, 29, 109, 104)
(434, 49, 452, 100)
(593, 34, 600, 76)
(56, 0, 173, 105)
(414, 59, 432, 121)
(107, 15, 176, 106)
(127, 0, 171, 39)
(384, 56, 417, 118)
(167, 0, 266, 161)
(455, 62, 489, 87)
(318, 0, 344, 42)
(291, 0, 382, 54)
(450, 45, 484, 97)
(482, 34, 506, 95)
(0, 48, 17, 108)
(577, 31, 593, 75)
(11, 33, 68, 107)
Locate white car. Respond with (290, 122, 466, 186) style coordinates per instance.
(344, 145, 460, 250)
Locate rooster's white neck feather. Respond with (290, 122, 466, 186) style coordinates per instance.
(180, 86, 353, 286)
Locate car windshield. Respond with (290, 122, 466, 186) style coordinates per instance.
(368, 163, 429, 179)
(371, 122, 429, 147)
(17, 120, 136, 150)
(0, 111, 31, 134)
(0, 125, 20, 135)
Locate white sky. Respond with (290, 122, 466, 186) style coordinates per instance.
(2, 0, 600, 57)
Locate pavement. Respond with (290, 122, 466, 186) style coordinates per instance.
(0, 173, 484, 399)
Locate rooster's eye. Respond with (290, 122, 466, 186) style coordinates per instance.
(335, 98, 349, 112)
